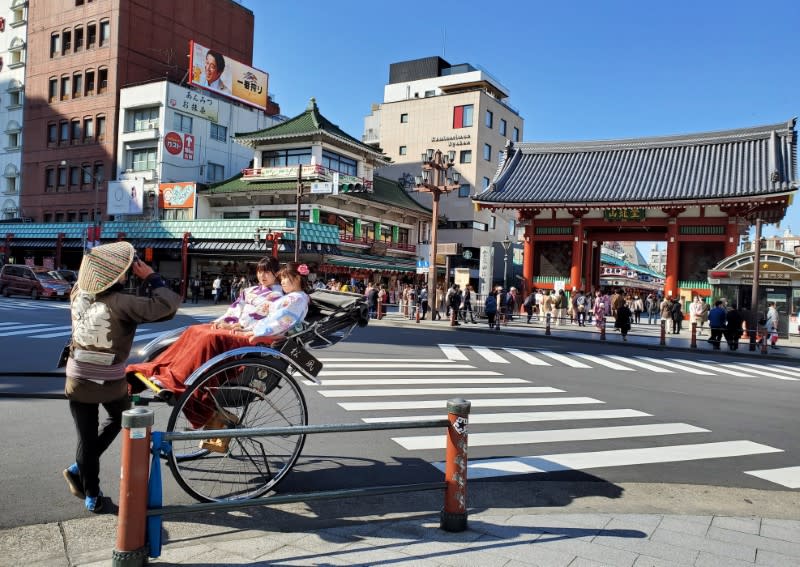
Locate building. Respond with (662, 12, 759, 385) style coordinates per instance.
(21, 0, 264, 223)
(363, 56, 524, 266)
(0, 0, 27, 219)
(115, 79, 282, 221)
(648, 242, 667, 274)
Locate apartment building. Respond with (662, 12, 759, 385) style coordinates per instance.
(363, 56, 524, 259)
(21, 0, 259, 222)
(0, 0, 27, 219)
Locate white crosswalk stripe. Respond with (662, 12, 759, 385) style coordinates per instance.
(0, 299, 69, 311)
(311, 377, 528, 386)
(439, 344, 469, 361)
(736, 363, 800, 381)
(605, 354, 674, 372)
(0, 323, 53, 336)
(471, 346, 509, 363)
(744, 466, 800, 489)
(570, 353, 636, 371)
(535, 349, 592, 368)
(338, 397, 604, 411)
(634, 356, 714, 375)
(319, 386, 564, 398)
(668, 358, 757, 377)
(362, 409, 651, 424)
(503, 347, 551, 366)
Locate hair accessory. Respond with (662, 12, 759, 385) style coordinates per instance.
(297, 264, 310, 276)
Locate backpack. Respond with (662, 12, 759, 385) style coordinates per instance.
(484, 295, 497, 314)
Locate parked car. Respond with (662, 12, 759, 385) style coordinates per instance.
(0, 264, 72, 300)
(56, 269, 78, 284)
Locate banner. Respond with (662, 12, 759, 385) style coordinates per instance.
(107, 179, 144, 215)
(189, 41, 268, 111)
(159, 182, 196, 209)
(479, 245, 494, 298)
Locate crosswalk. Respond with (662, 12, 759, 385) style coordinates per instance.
(304, 344, 800, 489)
(0, 298, 70, 311)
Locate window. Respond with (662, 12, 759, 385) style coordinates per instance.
(55, 212, 65, 222)
(69, 167, 80, 186)
(96, 115, 106, 140)
(483, 143, 491, 161)
(47, 123, 57, 144)
(490, 216, 496, 230)
(50, 33, 60, 57)
(131, 148, 156, 171)
(262, 147, 311, 167)
(60, 76, 70, 100)
(172, 112, 192, 133)
(458, 184, 470, 198)
(8, 90, 21, 106)
(424, 90, 435, 97)
(485, 110, 493, 128)
(400, 113, 408, 123)
(207, 162, 224, 182)
(453, 104, 473, 128)
(499, 118, 507, 137)
(72, 73, 83, 98)
(83, 117, 94, 140)
(58, 166, 67, 187)
(85, 70, 95, 95)
(74, 27, 84, 51)
(399, 145, 407, 155)
(210, 122, 227, 142)
(43, 212, 53, 222)
(98, 68, 108, 93)
(132, 107, 158, 131)
(87, 22, 96, 48)
(81, 163, 92, 185)
(7, 132, 19, 149)
(59, 121, 69, 143)
(459, 150, 472, 164)
(67, 212, 77, 222)
(99, 20, 110, 46)
(322, 149, 357, 176)
(48, 78, 58, 102)
(482, 176, 490, 189)
(71, 120, 81, 142)
(513, 127, 519, 142)
(62, 30, 71, 54)
(45, 168, 55, 190)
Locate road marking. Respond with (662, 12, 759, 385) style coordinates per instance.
(470, 346, 509, 363)
(570, 353, 636, 371)
(35, 325, 75, 338)
(768, 364, 800, 378)
(0, 321, 20, 327)
(311, 378, 528, 386)
(635, 356, 714, 375)
(395, 422, 708, 450)
(0, 323, 53, 336)
(605, 355, 673, 372)
(439, 344, 469, 361)
(319, 386, 564, 398)
(504, 348, 551, 366)
(432, 441, 783, 478)
(736, 363, 800, 381)
(744, 466, 800, 489)
(321, 363, 476, 369)
(338, 397, 604, 411)
(320, 358, 456, 363)
(362, 409, 650, 424)
(318, 369, 502, 376)
(668, 358, 758, 377)
(536, 350, 592, 368)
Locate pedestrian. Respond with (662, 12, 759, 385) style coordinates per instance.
(659, 296, 672, 327)
(523, 290, 535, 323)
(542, 290, 553, 325)
(484, 290, 498, 330)
(63, 242, 181, 512)
(615, 301, 632, 341)
(554, 289, 565, 325)
(419, 285, 429, 320)
(632, 295, 644, 324)
(646, 294, 658, 325)
(575, 290, 588, 326)
(725, 303, 744, 351)
(366, 282, 378, 319)
(190, 276, 201, 304)
(434, 283, 446, 321)
(707, 300, 726, 349)
(593, 292, 606, 330)
(699, 297, 710, 334)
(670, 298, 684, 334)
(766, 301, 780, 349)
(211, 275, 222, 305)
(460, 284, 476, 323)
(449, 284, 462, 326)
(690, 297, 704, 335)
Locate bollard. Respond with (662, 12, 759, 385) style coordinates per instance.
(112, 407, 154, 567)
(690, 322, 697, 349)
(545, 312, 551, 335)
(377, 298, 383, 320)
(660, 320, 666, 346)
(441, 398, 470, 532)
(761, 334, 768, 355)
(600, 319, 606, 341)
(416, 303, 421, 323)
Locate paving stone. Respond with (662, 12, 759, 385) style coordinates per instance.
(394, 539, 511, 567)
(650, 527, 755, 563)
(711, 516, 762, 535)
(694, 550, 757, 567)
(656, 516, 712, 536)
(601, 515, 663, 538)
(760, 519, 800, 544)
(253, 543, 351, 565)
(633, 554, 694, 567)
(491, 542, 577, 567)
(569, 557, 615, 567)
(212, 534, 295, 560)
(592, 533, 697, 564)
(755, 548, 800, 566)
(520, 537, 638, 567)
(706, 526, 800, 558)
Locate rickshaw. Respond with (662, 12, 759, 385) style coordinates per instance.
(128, 289, 369, 502)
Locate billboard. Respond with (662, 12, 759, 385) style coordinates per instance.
(159, 182, 196, 209)
(168, 83, 219, 122)
(188, 41, 268, 111)
(107, 179, 144, 216)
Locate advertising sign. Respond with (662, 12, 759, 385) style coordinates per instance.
(107, 179, 144, 215)
(479, 246, 494, 297)
(168, 84, 219, 122)
(183, 134, 195, 160)
(188, 41, 268, 111)
(454, 268, 470, 287)
(159, 182, 196, 209)
(164, 132, 182, 155)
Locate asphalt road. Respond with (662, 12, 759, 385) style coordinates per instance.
(0, 296, 798, 529)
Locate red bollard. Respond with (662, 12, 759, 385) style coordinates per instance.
(112, 407, 154, 567)
(441, 398, 470, 532)
(416, 303, 421, 323)
(690, 322, 697, 349)
(545, 312, 551, 335)
(660, 320, 666, 346)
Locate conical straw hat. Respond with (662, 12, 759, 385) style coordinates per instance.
(77, 241, 135, 294)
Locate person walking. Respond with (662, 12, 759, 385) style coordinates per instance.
(523, 290, 535, 324)
(484, 290, 499, 330)
(646, 293, 658, 324)
(690, 297, 704, 335)
(631, 295, 644, 324)
(574, 290, 587, 326)
(593, 291, 606, 330)
(211, 275, 222, 305)
(419, 285, 429, 320)
(63, 242, 181, 512)
(766, 301, 780, 349)
(460, 284, 476, 323)
(190, 276, 201, 304)
(449, 284, 462, 326)
(707, 300, 727, 349)
(670, 298, 684, 334)
(615, 301, 633, 341)
(725, 303, 744, 351)
(660, 296, 672, 327)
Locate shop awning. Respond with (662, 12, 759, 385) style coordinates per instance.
(323, 254, 417, 272)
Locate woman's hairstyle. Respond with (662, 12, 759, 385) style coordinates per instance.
(256, 257, 280, 275)
(278, 262, 312, 292)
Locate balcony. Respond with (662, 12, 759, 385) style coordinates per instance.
(339, 233, 416, 254)
(242, 164, 373, 191)
(122, 126, 159, 141)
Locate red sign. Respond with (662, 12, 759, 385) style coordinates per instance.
(183, 134, 195, 160)
(164, 131, 183, 155)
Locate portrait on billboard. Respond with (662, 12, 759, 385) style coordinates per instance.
(188, 40, 268, 111)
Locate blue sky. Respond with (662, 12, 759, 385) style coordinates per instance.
(238, 0, 798, 244)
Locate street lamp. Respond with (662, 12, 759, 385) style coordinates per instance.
(501, 235, 512, 291)
(414, 149, 460, 321)
(61, 160, 104, 248)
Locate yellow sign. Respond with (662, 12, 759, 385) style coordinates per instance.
(189, 41, 268, 111)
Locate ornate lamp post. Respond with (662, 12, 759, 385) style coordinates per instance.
(415, 149, 460, 320)
(502, 235, 512, 291)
